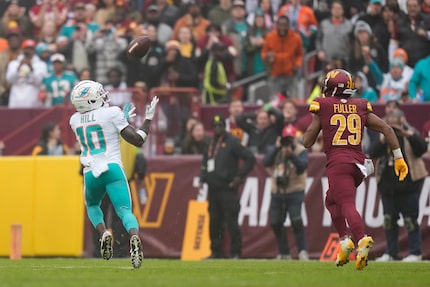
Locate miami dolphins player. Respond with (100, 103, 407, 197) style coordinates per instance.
(69, 80, 159, 269)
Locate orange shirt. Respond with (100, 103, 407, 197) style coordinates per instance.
(261, 29, 303, 77)
(277, 4, 318, 34)
(172, 15, 211, 42)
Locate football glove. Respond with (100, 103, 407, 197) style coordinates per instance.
(122, 103, 136, 121)
(145, 96, 159, 120)
(394, 157, 408, 181)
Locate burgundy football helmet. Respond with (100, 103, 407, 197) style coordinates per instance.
(320, 69, 356, 97)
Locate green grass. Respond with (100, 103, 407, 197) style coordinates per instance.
(0, 259, 429, 287)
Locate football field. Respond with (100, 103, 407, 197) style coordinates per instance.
(0, 258, 429, 287)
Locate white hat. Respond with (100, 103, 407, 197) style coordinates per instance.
(50, 53, 66, 63)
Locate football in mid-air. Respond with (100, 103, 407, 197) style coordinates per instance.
(127, 36, 151, 60)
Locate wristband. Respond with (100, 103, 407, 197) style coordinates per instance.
(392, 148, 403, 159)
(137, 130, 148, 142)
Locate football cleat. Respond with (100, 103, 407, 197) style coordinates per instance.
(356, 236, 374, 270)
(336, 236, 355, 267)
(130, 235, 144, 269)
(100, 231, 113, 260)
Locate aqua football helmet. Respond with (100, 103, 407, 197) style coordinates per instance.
(70, 80, 109, 113)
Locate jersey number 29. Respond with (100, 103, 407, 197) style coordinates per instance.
(330, 114, 361, 146)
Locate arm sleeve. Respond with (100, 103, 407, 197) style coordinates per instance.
(234, 141, 256, 178)
(290, 149, 308, 175)
(368, 60, 384, 86)
(262, 145, 278, 167)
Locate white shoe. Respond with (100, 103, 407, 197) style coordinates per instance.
(130, 235, 144, 269)
(100, 231, 113, 260)
(276, 254, 292, 260)
(402, 254, 422, 262)
(298, 250, 309, 261)
(375, 254, 394, 262)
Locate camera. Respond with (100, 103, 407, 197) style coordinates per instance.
(280, 137, 294, 148)
(276, 175, 289, 189)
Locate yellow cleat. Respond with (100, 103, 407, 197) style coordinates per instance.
(356, 236, 374, 270)
(336, 236, 355, 267)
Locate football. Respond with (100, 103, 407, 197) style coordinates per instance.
(127, 36, 151, 60)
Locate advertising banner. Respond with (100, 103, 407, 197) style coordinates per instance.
(83, 154, 430, 260)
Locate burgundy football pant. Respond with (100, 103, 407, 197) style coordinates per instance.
(325, 163, 365, 243)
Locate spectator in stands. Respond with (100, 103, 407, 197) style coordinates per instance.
(208, 0, 232, 26)
(372, 4, 396, 56)
(244, 8, 269, 75)
(236, 107, 279, 154)
(37, 19, 59, 53)
(0, 0, 33, 38)
(263, 124, 309, 260)
(104, 67, 131, 107)
(41, 53, 78, 107)
(246, 0, 275, 31)
(349, 20, 388, 90)
(29, 0, 67, 37)
(177, 26, 197, 60)
(392, 48, 414, 81)
(422, 0, 430, 17)
(369, 110, 427, 262)
(143, 4, 172, 45)
(246, 0, 281, 18)
(181, 121, 211, 155)
(149, 0, 180, 28)
(172, 0, 210, 43)
(107, 0, 141, 37)
(224, 98, 247, 145)
(352, 71, 379, 103)
(277, 0, 318, 52)
(202, 42, 230, 105)
(0, 24, 22, 106)
(316, 0, 353, 67)
(364, 47, 410, 103)
(357, 0, 384, 28)
(196, 23, 237, 83)
(58, 0, 99, 41)
(160, 40, 199, 88)
(32, 122, 70, 155)
(391, 0, 430, 67)
(78, 67, 91, 80)
(6, 39, 48, 108)
(121, 24, 164, 89)
(222, 0, 251, 80)
(57, 21, 92, 74)
(94, 0, 116, 26)
(408, 55, 430, 102)
(261, 15, 303, 101)
(88, 19, 128, 84)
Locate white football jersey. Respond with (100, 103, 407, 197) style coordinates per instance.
(69, 106, 129, 171)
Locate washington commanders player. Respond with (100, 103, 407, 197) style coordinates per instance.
(69, 80, 159, 269)
(303, 69, 409, 270)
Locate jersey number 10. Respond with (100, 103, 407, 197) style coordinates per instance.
(76, 125, 107, 156)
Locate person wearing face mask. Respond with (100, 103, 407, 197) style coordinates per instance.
(261, 15, 303, 101)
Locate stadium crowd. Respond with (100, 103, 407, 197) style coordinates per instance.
(1, 0, 430, 154)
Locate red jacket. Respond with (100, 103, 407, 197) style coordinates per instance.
(261, 29, 303, 77)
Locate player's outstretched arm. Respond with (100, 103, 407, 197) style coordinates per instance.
(366, 113, 409, 181)
(120, 96, 160, 147)
(303, 114, 321, 148)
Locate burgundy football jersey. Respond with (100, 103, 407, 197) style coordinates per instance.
(309, 96, 373, 166)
